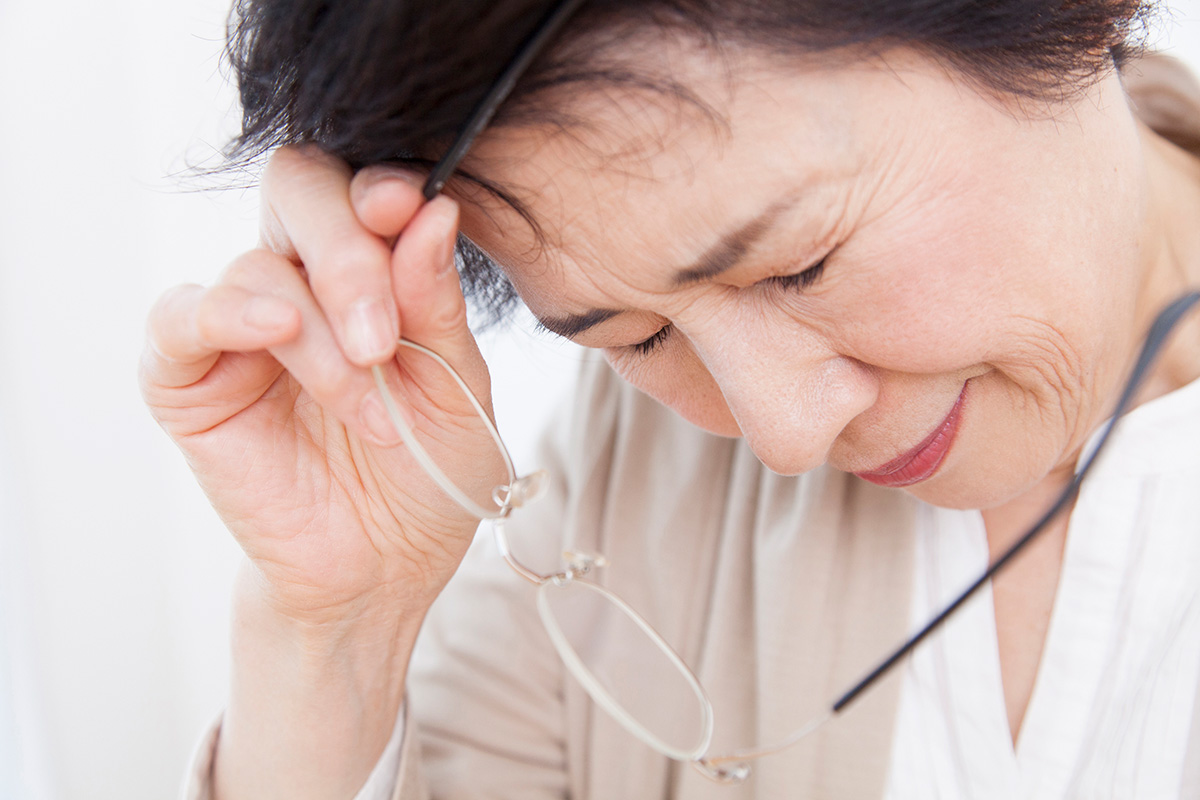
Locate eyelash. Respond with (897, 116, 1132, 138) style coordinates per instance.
(631, 325, 672, 356)
(763, 257, 827, 292)
(628, 257, 829, 357)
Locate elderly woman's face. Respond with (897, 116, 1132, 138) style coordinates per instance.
(456, 47, 1152, 510)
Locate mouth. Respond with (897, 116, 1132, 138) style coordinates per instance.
(853, 383, 968, 488)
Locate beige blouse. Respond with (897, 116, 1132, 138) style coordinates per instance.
(184, 53, 1200, 800)
(390, 356, 918, 799)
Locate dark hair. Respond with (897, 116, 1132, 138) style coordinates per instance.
(225, 0, 1156, 322)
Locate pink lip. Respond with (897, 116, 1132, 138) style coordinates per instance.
(853, 384, 968, 488)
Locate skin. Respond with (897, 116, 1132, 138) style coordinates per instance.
(141, 43, 1200, 799)
(450, 47, 1200, 739)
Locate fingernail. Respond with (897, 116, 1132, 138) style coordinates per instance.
(352, 168, 423, 204)
(371, 166, 423, 189)
(390, 169, 424, 188)
(244, 296, 296, 330)
(344, 298, 397, 363)
(360, 390, 402, 446)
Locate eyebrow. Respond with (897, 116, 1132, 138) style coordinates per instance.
(535, 307, 621, 339)
(672, 200, 794, 286)
(534, 198, 796, 340)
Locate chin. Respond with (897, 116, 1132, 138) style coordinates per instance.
(898, 478, 998, 510)
(891, 459, 1041, 511)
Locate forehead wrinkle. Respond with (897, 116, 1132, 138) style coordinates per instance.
(458, 48, 863, 339)
(517, 230, 639, 340)
(526, 191, 798, 341)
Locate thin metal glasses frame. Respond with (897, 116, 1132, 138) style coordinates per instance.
(421, 0, 588, 201)
(374, 291, 1200, 782)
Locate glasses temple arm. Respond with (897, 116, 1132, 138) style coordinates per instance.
(423, 0, 588, 200)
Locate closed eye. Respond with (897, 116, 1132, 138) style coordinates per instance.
(759, 257, 826, 291)
(630, 324, 672, 356)
(626, 257, 827, 357)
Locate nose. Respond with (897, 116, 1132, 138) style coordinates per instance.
(685, 319, 877, 475)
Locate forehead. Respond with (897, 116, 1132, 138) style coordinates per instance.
(448, 45, 963, 306)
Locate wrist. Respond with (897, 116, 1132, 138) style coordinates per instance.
(233, 562, 424, 690)
(215, 564, 424, 800)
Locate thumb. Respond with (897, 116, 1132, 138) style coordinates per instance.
(390, 197, 492, 405)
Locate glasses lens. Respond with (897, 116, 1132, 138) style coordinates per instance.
(374, 341, 514, 519)
(537, 579, 713, 761)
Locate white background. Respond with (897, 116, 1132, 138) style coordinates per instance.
(0, 3, 1196, 798)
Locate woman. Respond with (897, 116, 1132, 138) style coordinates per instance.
(141, 0, 1200, 797)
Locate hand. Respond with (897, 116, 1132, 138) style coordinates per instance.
(140, 145, 499, 625)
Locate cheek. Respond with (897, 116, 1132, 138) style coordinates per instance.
(814, 246, 1003, 375)
(864, 216, 1128, 420)
(821, 185, 1087, 377)
(603, 347, 743, 437)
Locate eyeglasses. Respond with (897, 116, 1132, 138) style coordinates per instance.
(374, 293, 1199, 782)
(376, 0, 1200, 782)
(372, 344, 718, 765)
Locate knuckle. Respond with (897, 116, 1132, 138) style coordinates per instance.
(149, 283, 198, 322)
(431, 292, 469, 331)
(263, 144, 351, 195)
(265, 143, 327, 179)
(313, 360, 362, 404)
(136, 349, 168, 405)
(257, 209, 292, 258)
(308, 238, 392, 294)
(220, 248, 291, 290)
(145, 283, 201, 352)
(192, 288, 231, 346)
(259, 148, 292, 197)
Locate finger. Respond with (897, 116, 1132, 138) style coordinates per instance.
(142, 282, 301, 391)
(260, 145, 408, 368)
(390, 197, 492, 403)
(258, 146, 352, 263)
(350, 165, 427, 241)
(219, 249, 408, 448)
